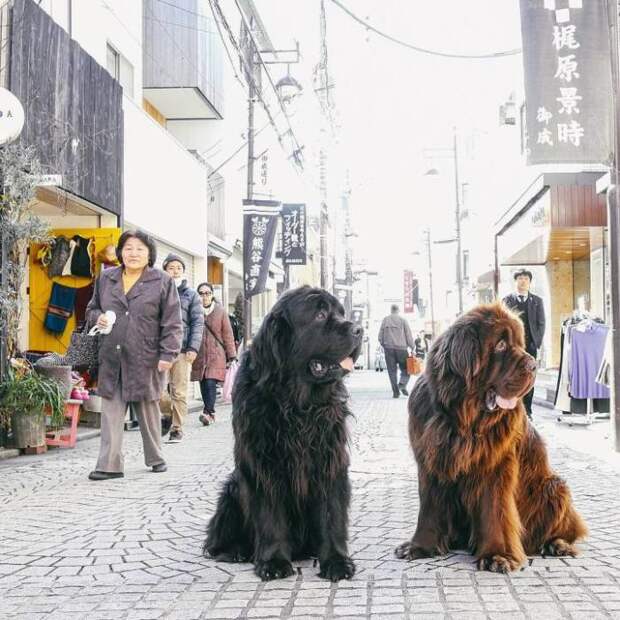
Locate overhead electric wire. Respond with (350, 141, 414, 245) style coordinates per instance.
(329, 0, 522, 59)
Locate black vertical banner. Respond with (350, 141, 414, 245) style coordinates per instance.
(243, 199, 280, 298)
(281, 203, 307, 265)
(519, 0, 612, 165)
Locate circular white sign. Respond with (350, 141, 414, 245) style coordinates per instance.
(0, 87, 24, 145)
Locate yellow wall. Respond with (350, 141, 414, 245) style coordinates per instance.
(29, 228, 121, 354)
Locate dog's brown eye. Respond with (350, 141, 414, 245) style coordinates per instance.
(495, 340, 507, 352)
(316, 310, 328, 321)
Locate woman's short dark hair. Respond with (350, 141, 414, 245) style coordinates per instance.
(196, 282, 214, 294)
(116, 230, 157, 267)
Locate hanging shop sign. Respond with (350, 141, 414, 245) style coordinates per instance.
(243, 199, 280, 298)
(281, 203, 307, 265)
(404, 270, 415, 313)
(0, 88, 24, 145)
(519, 0, 612, 165)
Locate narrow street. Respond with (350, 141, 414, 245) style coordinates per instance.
(1, 370, 620, 619)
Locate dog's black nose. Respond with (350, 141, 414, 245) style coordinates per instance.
(525, 357, 537, 372)
(351, 324, 363, 338)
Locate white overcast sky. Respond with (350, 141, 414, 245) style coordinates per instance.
(254, 0, 525, 293)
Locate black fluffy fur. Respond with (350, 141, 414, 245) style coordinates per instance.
(203, 286, 363, 581)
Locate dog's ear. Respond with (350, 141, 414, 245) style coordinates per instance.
(249, 303, 292, 389)
(427, 322, 481, 408)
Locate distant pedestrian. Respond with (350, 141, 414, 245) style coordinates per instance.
(160, 254, 203, 443)
(503, 268, 546, 420)
(378, 304, 415, 398)
(86, 230, 183, 481)
(414, 330, 430, 360)
(191, 283, 237, 425)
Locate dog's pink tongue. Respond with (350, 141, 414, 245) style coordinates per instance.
(496, 395, 518, 409)
(339, 357, 354, 371)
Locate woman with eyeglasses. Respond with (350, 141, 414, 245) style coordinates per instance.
(190, 283, 237, 425)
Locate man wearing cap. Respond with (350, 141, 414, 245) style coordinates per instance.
(161, 254, 203, 442)
(503, 269, 546, 420)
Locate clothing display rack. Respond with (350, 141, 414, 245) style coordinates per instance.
(554, 311, 610, 426)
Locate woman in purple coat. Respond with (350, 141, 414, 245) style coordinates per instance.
(191, 283, 237, 425)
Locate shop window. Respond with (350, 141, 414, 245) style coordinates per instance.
(106, 43, 134, 98)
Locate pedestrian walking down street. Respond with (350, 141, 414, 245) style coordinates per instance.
(378, 304, 415, 398)
(86, 230, 183, 481)
(414, 329, 430, 360)
(503, 268, 546, 421)
(191, 283, 237, 426)
(160, 253, 203, 443)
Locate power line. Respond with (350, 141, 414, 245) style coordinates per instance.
(329, 0, 522, 60)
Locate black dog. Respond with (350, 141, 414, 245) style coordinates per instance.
(204, 286, 363, 581)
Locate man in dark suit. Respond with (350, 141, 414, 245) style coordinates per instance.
(502, 269, 546, 420)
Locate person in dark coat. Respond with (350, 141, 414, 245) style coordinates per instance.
(503, 268, 546, 420)
(86, 230, 183, 480)
(191, 283, 236, 425)
(160, 253, 203, 443)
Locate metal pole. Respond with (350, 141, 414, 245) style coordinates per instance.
(0, 145, 6, 382)
(607, 0, 620, 452)
(453, 127, 463, 316)
(243, 63, 255, 344)
(425, 228, 436, 338)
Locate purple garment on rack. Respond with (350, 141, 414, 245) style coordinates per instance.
(570, 324, 610, 399)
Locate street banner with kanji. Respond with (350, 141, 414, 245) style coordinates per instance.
(519, 0, 612, 165)
(243, 199, 280, 298)
(281, 203, 307, 265)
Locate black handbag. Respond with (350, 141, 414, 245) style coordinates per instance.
(64, 326, 100, 371)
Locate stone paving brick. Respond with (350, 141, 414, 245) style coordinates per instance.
(1, 372, 620, 619)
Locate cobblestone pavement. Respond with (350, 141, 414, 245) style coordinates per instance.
(1, 370, 620, 619)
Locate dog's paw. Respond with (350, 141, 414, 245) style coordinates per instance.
(542, 538, 578, 558)
(318, 555, 355, 581)
(255, 558, 295, 581)
(476, 553, 523, 573)
(394, 541, 436, 560)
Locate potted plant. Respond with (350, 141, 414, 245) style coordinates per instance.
(0, 360, 66, 449)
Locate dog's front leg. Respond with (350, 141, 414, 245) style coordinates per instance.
(314, 471, 355, 582)
(473, 461, 526, 573)
(251, 493, 295, 581)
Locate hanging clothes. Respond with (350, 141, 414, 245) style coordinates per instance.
(570, 323, 610, 399)
(44, 283, 77, 334)
(74, 283, 95, 329)
(47, 236, 71, 278)
(70, 235, 94, 278)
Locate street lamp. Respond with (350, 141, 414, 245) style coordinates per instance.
(423, 126, 464, 316)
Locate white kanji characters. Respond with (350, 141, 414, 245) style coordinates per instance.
(248, 277, 258, 291)
(554, 55, 580, 82)
(251, 216, 269, 237)
(552, 25, 580, 51)
(250, 250, 262, 264)
(556, 87, 582, 114)
(557, 120, 584, 146)
(249, 264, 261, 277)
(537, 128, 554, 146)
(251, 236, 264, 251)
(537, 107, 553, 125)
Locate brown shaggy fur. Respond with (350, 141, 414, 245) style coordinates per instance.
(395, 302, 587, 572)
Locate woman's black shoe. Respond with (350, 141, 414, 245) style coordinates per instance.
(152, 463, 168, 473)
(88, 471, 124, 481)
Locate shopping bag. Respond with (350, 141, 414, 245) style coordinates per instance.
(222, 360, 239, 403)
(63, 326, 100, 371)
(406, 355, 423, 376)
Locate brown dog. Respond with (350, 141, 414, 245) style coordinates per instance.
(395, 302, 587, 572)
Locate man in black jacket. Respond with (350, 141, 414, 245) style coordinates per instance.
(503, 269, 545, 420)
(161, 254, 204, 442)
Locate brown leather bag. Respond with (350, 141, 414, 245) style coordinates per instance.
(406, 355, 423, 375)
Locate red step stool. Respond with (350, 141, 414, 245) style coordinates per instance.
(46, 399, 81, 448)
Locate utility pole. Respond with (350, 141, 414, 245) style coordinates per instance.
(452, 127, 464, 316)
(242, 28, 256, 345)
(607, 0, 620, 452)
(424, 228, 436, 338)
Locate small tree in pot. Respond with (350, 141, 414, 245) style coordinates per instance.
(0, 360, 66, 449)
